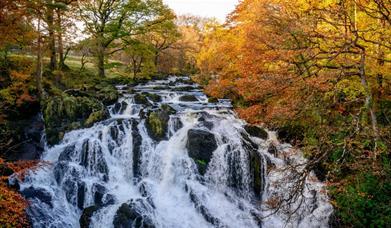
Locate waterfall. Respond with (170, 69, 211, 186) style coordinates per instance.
(18, 76, 333, 228)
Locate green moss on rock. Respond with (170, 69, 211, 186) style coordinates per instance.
(85, 110, 109, 127)
(43, 93, 108, 145)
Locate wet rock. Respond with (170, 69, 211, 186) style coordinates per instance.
(172, 86, 195, 92)
(92, 183, 106, 206)
(248, 150, 265, 199)
(186, 129, 218, 175)
(179, 95, 198, 102)
(145, 105, 176, 141)
(143, 93, 161, 103)
(0, 163, 14, 176)
(58, 144, 76, 161)
(132, 120, 142, 178)
(188, 190, 222, 226)
(240, 132, 259, 150)
(171, 116, 183, 133)
(53, 161, 81, 184)
(80, 205, 99, 228)
(227, 149, 245, 192)
(134, 94, 151, 106)
(80, 140, 109, 180)
(44, 94, 109, 145)
(244, 125, 268, 140)
(85, 109, 110, 127)
(113, 201, 155, 228)
(78, 182, 87, 209)
(113, 101, 128, 114)
(4, 113, 45, 161)
(63, 179, 78, 205)
(267, 144, 278, 156)
(104, 194, 116, 205)
(22, 186, 53, 207)
(208, 97, 219, 103)
(277, 125, 305, 144)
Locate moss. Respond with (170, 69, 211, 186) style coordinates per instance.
(134, 94, 150, 105)
(146, 112, 166, 140)
(94, 84, 119, 105)
(208, 97, 219, 103)
(43, 93, 108, 145)
(85, 110, 109, 127)
(195, 159, 208, 175)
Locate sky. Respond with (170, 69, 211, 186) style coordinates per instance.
(163, 0, 239, 21)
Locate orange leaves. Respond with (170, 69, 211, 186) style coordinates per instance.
(0, 159, 47, 227)
(0, 159, 36, 228)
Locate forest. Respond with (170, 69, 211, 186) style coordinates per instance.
(0, 0, 390, 227)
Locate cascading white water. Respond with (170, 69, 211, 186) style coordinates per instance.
(18, 76, 333, 228)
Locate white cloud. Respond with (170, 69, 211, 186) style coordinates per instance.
(163, 0, 239, 21)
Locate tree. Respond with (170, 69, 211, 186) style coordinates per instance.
(78, 0, 175, 77)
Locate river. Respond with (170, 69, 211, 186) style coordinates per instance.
(17, 76, 333, 228)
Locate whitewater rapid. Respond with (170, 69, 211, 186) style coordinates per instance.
(18, 76, 333, 228)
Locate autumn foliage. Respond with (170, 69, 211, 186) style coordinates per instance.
(0, 159, 42, 227)
(196, 0, 391, 226)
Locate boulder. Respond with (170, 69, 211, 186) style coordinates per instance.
(92, 183, 106, 206)
(113, 201, 155, 228)
(94, 84, 119, 105)
(244, 125, 268, 140)
(43, 94, 107, 145)
(241, 138, 265, 198)
(58, 144, 76, 161)
(277, 125, 305, 144)
(208, 97, 219, 103)
(145, 104, 176, 141)
(267, 144, 278, 157)
(85, 109, 110, 127)
(179, 95, 198, 102)
(0, 163, 14, 176)
(113, 101, 128, 114)
(132, 120, 142, 178)
(248, 150, 265, 198)
(22, 187, 52, 207)
(4, 113, 45, 161)
(172, 86, 195, 92)
(143, 93, 161, 103)
(134, 94, 150, 106)
(79, 206, 99, 228)
(186, 129, 218, 175)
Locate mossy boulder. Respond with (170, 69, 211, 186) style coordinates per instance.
(179, 95, 198, 102)
(94, 84, 119, 105)
(145, 104, 176, 141)
(277, 124, 305, 144)
(143, 93, 161, 103)
(113, 201, 155, 228)
(244, 125, 268, 140)
(249, 150, 264, 198)
(79, 206, 99, 228)
(85, 110, 110, 127)
(208, 97, 219, 103)
(134, 94, 150, 105)
(43, 94, 109, 145)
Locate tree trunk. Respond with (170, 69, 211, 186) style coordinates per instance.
(154, 51, 159, 72)
(36, 18, 43, 99)
(47, 3, 57, 70)
(97, 43, 105, 77)
(57, 9, 65, 69)
(359, 50, 379, 140)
